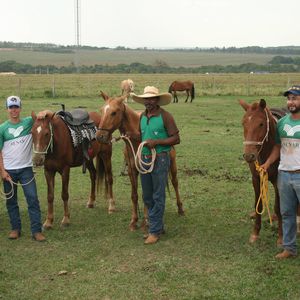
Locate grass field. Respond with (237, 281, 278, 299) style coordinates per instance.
(0, 48, 282, 67)
(0, 74, 300, 300)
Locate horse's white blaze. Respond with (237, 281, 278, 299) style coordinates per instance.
(37, 126, 42, 134)
(248, 116, 252, 121)
(101, 104, 110, 123)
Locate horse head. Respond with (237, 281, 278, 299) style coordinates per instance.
(31, 110, 55, 166)
(240, 99, 273, 163)
(96, 91, 127, 143)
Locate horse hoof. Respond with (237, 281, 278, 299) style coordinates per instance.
(86, 203, 94, 208)
(129, 224, 138, 231)
(249, 234, 258, 243)
(43, 224, 53, 230)
(277, 238, 283, 247)
(61, 222, 70, 228)
(178, 209, 185, 216)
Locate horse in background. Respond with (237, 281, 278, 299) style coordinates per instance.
(168, 80, 195, 103)
(240, 99, 283, 245)
(31, 109, 115, 229)
(96, 92, 184, 231)
(121, 79, 135, 103)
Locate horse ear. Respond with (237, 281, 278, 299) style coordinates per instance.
(31, 111, 37, 121)
(259, 99, 266, 109)
(239, 99, 249, 111)
(100, 91, 109, 101)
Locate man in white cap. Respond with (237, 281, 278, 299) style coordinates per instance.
(0, 96, 45, 241)
(262, 85, 300, 259)
(131, 86, 180, 244)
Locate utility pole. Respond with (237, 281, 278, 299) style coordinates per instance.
(74, 0, 81, 72)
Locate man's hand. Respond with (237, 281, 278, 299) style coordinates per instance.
(144, 139, 157, 149)
(1, 170, 11, 182)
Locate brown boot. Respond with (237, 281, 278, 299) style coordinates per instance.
(144, 234, 159, 245)
(8, 230, 21, 240)
(32, 232, 46, 242)
(275, 250, 296, 259)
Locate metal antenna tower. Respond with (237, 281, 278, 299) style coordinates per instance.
(74, 0, 81, 72)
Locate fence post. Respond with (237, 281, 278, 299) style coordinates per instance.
(52, 76, 56, 98)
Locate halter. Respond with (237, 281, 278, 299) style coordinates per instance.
(97, 103, 127, 134)
(32, 122, 54, 155)
(243, 108, 270, 147)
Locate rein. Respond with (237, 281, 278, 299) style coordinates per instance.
(32, 122, 54, 155)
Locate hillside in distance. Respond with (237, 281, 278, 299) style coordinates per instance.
(1, 44, 298, 68)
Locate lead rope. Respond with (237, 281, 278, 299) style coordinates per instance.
(254, 160, 273, 225)
(1, 176, 36, 200)
(115, 135, 156, 174)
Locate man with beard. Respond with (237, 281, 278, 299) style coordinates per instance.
(131, 86, 180, 244)
(262, 85, 300, 259)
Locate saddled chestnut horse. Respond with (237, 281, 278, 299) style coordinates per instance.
(168, 80, 195, 103)
(31, 110, 115, 229)
(96, 92, 184, 231)
(240, 99, 283, 245)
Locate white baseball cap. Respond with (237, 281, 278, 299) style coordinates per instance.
(6, 96, 21, 108)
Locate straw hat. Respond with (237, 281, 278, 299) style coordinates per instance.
(131, 86, 172, 106)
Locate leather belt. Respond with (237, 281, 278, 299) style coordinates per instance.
(285, 170, 300, 173)
(142, 152, 168, 159)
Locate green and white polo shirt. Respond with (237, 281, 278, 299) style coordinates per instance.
(276, 114, 300, 171)
(0, 117, 34, 170)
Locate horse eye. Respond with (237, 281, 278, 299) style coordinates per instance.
(259, 123, 264, 127)
(111, 112, 116, 117)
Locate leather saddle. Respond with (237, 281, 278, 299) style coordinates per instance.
(57, 108, 94, 126)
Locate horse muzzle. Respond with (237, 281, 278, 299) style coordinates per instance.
(243, 152, 257, 163)
(32, 153, 46, 167)
(96, 130, 111, 144)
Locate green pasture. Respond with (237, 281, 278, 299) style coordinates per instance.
(0, 74, 300, 300)
(0, 48, 282, 67)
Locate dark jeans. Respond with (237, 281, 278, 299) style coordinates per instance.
(140, 153, 170, 235)
(4, 167, 42, 235)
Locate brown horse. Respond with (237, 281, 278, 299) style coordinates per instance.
(31, 110, 115, 229)
(168, 80, 195, 103)
(240, 99, 283, 245)
(96, 92, 184, 231)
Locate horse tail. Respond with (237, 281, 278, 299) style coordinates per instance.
(191, 83, 195, 100)
(96, 155, 107, 197)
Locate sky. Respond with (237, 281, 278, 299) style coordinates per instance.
(1, 0, 299, 49)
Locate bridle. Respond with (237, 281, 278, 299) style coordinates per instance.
(243, 109, 270, 149)
(97, 102, 127, 136)
(32, 121, 54, 155)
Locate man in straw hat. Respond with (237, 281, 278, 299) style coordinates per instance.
(262, 85, 300, 259)
(131, 86, 180, 244)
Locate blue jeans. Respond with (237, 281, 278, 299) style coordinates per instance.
(278, 170, 300, 255)
(4, 167, 42, 235)
(140, 153, 170, 235)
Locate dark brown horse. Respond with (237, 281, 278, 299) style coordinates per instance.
(240, 99, 283, 245)
(168, 80, 195, 103)
(31, 110, 115, 229)
(96, 92, 184, 231)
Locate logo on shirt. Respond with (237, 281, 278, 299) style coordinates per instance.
(8, 126, 24, 138)
(283, 124, 300, 136)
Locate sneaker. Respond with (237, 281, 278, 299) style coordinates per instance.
(8, 230, 21, 240)
(275, 250, 296, 259)
(144, 234, 159, 245)
(32, 232, 46, 242)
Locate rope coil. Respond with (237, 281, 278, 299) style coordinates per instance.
(254, 160, 273, 225)
(112, 135, 156, 174)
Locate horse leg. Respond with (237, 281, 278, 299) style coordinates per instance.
(43, 169, 55, 230)
(169, 150, 184, 215)
(60, 167, 71, 227)
(103, 153, 115, 214)
(125, 149, 139, 231)
(272, 181, 283, 246)
(185, 90, 189, 103)
(249, 176, 262, 243)
(86, 160, 97, 208)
